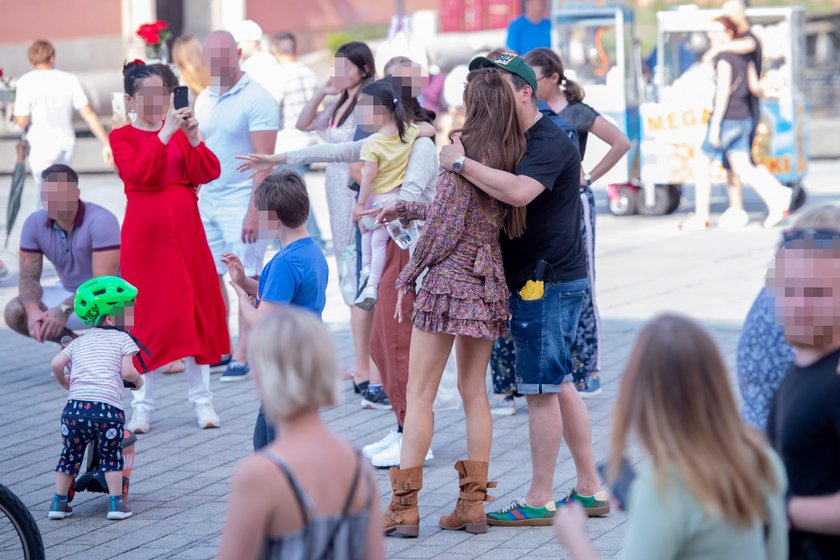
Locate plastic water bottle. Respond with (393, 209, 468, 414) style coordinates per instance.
(386, 220, 417, 250)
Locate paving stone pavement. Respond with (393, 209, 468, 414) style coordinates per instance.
(0, 161, 838, 559)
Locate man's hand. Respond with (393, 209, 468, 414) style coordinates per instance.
(439, 134, 465, 172)
(27, 310, 46, 342)
(241, 205, 259, 244)
(221, 252, 246, 287)
(39, 307, 68, 341)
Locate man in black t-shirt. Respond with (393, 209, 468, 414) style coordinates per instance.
(766, 229, 840, 558)
(440, 53, 608, 526)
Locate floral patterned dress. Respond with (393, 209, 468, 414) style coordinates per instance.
(395, 171, 509, 340)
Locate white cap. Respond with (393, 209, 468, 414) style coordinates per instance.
(230, 19, 263, 43)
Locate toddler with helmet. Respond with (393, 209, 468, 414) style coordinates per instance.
(48, 276, 144, 521)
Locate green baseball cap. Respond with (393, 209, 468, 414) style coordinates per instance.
(469, 51, 538, 94)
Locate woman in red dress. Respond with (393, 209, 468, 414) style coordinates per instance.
(110, 61, 229, 433)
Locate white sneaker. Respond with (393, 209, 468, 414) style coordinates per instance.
(358, 265, 371, 291)
(718, 207, 749, 229)
(370, 433, 434, 468)
(126, 410, 151, 434)
(490, 395, 516, 417)
(195, 403, 220, 429)
(354, 285, 377, 311)
(362, 428, 400, 459)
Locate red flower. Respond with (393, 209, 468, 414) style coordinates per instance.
(136, 23, 160, 45)
(131, 58, 144, 66)
(0, 68, 4, 78)
(154, 20, 168, 30)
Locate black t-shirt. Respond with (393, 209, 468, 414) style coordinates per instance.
(500, 115, 586, 290)
(767, 347, 840, 559)
(559, 102, 599, 159)
(740, 29, 763, 120)
(715, 52, 752, 121)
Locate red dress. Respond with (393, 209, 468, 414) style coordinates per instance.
(110, 125, 229, 371)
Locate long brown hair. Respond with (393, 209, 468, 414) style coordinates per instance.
(172, 35, 208, 96)
(331, 41, 375, 128)
(611, 314, 778, 526)
(453, 68, 527, 238)
(524, 48, 585, 104)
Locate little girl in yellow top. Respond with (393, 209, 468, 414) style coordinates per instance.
(352, 78, 435, 309)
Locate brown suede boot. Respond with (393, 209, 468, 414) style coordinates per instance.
(438, 460, 497, 534)
(383, 466, 422, 538)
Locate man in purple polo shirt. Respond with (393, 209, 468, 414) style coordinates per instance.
(3, 164, 120, 343)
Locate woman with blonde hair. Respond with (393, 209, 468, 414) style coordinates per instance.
(555, 314, 788, 559)
(219, 307, 384, 560)
(171, 34, 208, 97)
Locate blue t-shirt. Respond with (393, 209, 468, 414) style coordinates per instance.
(257, 237, 329, 317)
(505, 16, 552, 55)
(538, 100, 580, 151)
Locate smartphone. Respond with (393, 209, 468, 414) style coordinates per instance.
(173, 85, 189, 110)
(597, 458, 636, 511)
(111, 92, 126, 119)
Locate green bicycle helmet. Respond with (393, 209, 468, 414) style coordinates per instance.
(74, 276, 138, 326)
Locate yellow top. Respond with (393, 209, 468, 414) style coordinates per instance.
(360, 123, 420, 194)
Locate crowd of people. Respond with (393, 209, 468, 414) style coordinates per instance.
(2, 0, 839, 558)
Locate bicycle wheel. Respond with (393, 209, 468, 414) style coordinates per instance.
(0, 483, 45, 560)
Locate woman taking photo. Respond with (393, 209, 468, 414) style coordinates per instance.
(374, 68, 525, 538)
(554, 314, 787, 559)
(110, 61, 229, 433)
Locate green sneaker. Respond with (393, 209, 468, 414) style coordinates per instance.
(486, 497, 557, 526)
(556, 488, 611, 517)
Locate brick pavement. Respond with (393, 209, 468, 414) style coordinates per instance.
(0, 162, 837, 559)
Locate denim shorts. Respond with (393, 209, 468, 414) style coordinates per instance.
(510, 278, 588, 394)
(700, 118, 753, 164)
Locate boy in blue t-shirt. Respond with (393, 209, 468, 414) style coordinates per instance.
(222, 169, 329, 448)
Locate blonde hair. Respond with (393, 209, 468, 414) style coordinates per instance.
(248, 307, 340, 419)
(172, 35, 208, 96)
(611, 314, 778, 526)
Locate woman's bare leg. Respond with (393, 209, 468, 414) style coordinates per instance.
(400, 329, 455, 468)
(455, 336, 494, 463)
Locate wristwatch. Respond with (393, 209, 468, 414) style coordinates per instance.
(452, 155, 467, 174)
(583, 172, 592, 186)
(59, 303, 73, 317)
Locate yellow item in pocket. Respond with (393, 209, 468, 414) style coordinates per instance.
(519, 279, 545, 301)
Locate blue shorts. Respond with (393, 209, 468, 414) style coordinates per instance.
(701, 118, 753, 164)
(510, 278, 588, 395)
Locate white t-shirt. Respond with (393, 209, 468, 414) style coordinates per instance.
(13, 69, 89, 156)
(62, 328, 139, 410)
(241, 52, 283, 104)
(194, 74, 280, 195)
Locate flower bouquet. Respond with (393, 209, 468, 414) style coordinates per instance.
(136, 20, 172, 62)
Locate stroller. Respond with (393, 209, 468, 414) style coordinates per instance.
(67, 429, 137, 503)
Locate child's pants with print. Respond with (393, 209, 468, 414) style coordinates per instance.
(56, 400, 125, 475)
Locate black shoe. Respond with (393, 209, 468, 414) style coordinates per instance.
(353, 380, 370, 395)
(361, 387, 392, 410)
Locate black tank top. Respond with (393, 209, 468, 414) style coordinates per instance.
(716, 52, 751, 121)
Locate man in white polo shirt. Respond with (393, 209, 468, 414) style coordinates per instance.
(195, 31, 279, 382)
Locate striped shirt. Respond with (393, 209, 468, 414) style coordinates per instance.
(62, 328, 139, 410)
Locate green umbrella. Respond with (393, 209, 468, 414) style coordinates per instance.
(5, 138, 27, 248)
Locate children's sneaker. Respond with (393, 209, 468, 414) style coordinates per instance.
(354, 285, 377, 311)
(556, 488, 611, 517)
(220, 360, 250, 383)
(486, 497, 556, 526)
(107, 496, 133, 520)
(361, 386, 391, 410)
(577, 375, 603, 399)
(126, 409, 151, 434)
(48, 496, 72, 519)
(358, 265, 371, 291)
(362, 427, 400, 459)
(490, 395, 516, 417)
(195, 403, 221, 429)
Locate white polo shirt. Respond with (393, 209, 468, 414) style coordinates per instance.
(194, 73, 279, 196)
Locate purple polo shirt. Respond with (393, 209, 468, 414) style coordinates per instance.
(20, 201, 121, 291)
